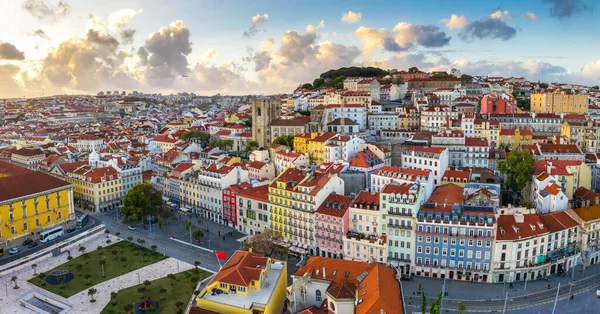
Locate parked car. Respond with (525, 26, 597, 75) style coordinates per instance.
(127, 225, 136, 231)
(8, 247, 20, 255)
(22, 238, 33, 246)
(66, 226, 76, 233)
(27, 241, 39, 249)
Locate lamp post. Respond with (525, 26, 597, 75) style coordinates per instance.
(567, 282, 574, 306)
(502, 291, 508, 314)
(551, 282, 560, 314)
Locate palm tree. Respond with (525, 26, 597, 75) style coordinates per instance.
(104, 229, 110, 238)
(88, 288, 97, 302)
(167, 274, 176, 286)
(151, 245, 157, 251)
(159, 287, 167, 300)
(11, 276, 18, 289)
(457, 302, 467, 314)
(194, 261, 200, 268)
(78, 246, 86, 254)
(31, 263, 38, 275)
(99, 260, 107, 277)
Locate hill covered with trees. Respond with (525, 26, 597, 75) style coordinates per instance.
(300, 66, 389, 90)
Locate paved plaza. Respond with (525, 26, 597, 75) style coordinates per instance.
(0, 233, 198, 314)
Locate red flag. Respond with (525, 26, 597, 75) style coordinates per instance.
(215, 250, 227, 260)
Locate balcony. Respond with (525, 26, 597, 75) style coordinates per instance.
(388, 256, 411, 263)
(388, 223, 412, 230)
(387, 211, 413, 217)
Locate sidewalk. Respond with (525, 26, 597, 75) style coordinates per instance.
(402, 262, 600, 301)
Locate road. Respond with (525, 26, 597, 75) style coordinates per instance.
(0, 213, 100, 265)
(404, 272, 600, 312)
(92, 208, 245, 272)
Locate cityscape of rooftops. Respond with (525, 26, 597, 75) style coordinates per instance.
(0, 1, 599, 314)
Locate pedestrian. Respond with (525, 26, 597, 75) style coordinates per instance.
(548, 284, 551, 289)
(570, 295, 574, 300)
(67, 250, 71, 257)
(218, 231, 221, 236)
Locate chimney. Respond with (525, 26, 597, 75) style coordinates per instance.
(514, 212, 524, 223)
(322, 267, 326, 280)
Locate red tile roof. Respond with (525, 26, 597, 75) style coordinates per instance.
(352, 191, 380, 207)
(0, 171, 71, 202)
(209, 250, 269, 287)
(496, 214, 548, 241)
(315, 194, 353, 217)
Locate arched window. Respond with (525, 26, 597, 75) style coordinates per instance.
(316, 289, 322, 302)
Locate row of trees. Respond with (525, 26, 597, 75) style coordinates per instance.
(272, 135, 295, 148)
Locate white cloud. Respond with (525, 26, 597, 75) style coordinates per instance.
(306, 20, 325, 34)
(204, 48, 216, 60)
(109, 9, 142, 29)
(354, 26, 394, 57)
(244, 14, 269, 37)
(490, 9, 511, 21)
(341, 11, 362, 23)
(440, 14, 468, 29)
(521, 11, 538, 22)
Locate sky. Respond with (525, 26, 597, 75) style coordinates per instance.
(0, 0, 599, 98)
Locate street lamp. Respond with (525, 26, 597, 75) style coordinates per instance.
(567, 282, 574, 306)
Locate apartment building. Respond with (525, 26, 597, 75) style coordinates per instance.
(314, 194, 352, 259)
(401, 146, 449, 186)
(420, 105, 459, 132)
(381, 182, 425, 275)
(344, 191, 388, 264)
(492, 209, 579, 283)
(370, 166, 433, 199)
(531, 160, 591, 200)
(0, 171, 74, 244)
(237, 184, 271, 235)
(196, 250, 287, 314)
(531, 92, 589, 114)
(10, 148, 45, 169)
(569, 205, 600, 266)
(415, 184, 497, 282)
(194, 163, 248, 223)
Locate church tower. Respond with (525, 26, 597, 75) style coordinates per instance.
(252, 97, 280, 148)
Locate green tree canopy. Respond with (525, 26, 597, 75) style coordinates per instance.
(498, 149, 535, 196)
(460, 74, 473, 83)
(181, 130, 211, 145)
(245, 140, 259, 152)
(121, 183, 163, 222)
(592, 85, 599, 90)
(320, 67, 388, 80)
(313, 78, 325, 89)
(431, 72, 452, 78)
(210, 139, 235, 151)
(408, 66, 419, 73)
(300, 83, 313, 90)
(272, 135, 295, 147)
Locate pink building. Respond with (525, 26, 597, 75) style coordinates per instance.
(314, 193, 353, 259)
(481, 93, 517, 114)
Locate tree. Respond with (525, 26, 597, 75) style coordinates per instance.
(88, 288, 97, 302)
(498, 149, 535, 203)
(121, 183, 163, 223)
(181, 130, 211, 145)
(420, 290, 427, 314)
(79, 246, 86, 254)
(457, 302, 467, 314)
(319, 67, 388, 80)
(244, 229, 287, 259)
(194, 261, 201, 269)
(192, 230, 204, 243)
(245, 140, 259, 152)
(99, 260, 106, 277)
(408, 66, 419, 73)
(110, 291, 118, 305)
(143, 280, 152, 289)
(460, 74, 473, 83)
(431, 72, 452, 78)
(159, 287, 167, 300)
(272, 135, 295, 148)
(300, 83, 313, 90)
(168, 273, 176, 286)
(313, 78, 325, 89)
(105, 229, 110, 238)
(519, 199, 536, 209)
(429, 292, 443, 314)
(592, 85, 599, 90)
(175, 301, 185, 310)
(11, 276, 18, 289)
(151, 245, 157, 251)
(539, 82, 549, 89)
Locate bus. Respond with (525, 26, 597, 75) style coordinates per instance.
(76, 214, 89, 229)
(39, 226, 64, 243)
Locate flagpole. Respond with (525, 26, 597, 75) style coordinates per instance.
(214, 250, 223, 270)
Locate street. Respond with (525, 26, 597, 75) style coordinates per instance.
(92, 207, 245, 272)
(0, 213, 100, 266)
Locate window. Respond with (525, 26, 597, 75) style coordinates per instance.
(220, 283, 227, 289)
(316, 290, 322, 302)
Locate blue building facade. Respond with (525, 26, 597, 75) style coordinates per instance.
(414, 184, 497, 282)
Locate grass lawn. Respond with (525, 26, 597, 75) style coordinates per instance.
(101, 268, 211, 314)
(28, 240, 167, 298)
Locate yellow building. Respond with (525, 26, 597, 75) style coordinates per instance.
(195, 250, 288, 314)
(474, 119, 501, 148)
(269, 168, 306, 239)
(531, 92, 589, 114)
(307, 132, 337, 164)
(499, 128, 533, 149)
(0, 171, 74, 244)
(293, 132, 317, 155)
(561, 120, 600, 153)
(57, 162, 122, 212)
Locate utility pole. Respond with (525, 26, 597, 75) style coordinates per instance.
(502, 291, 508, 314)
(551, 282, 560, 314)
